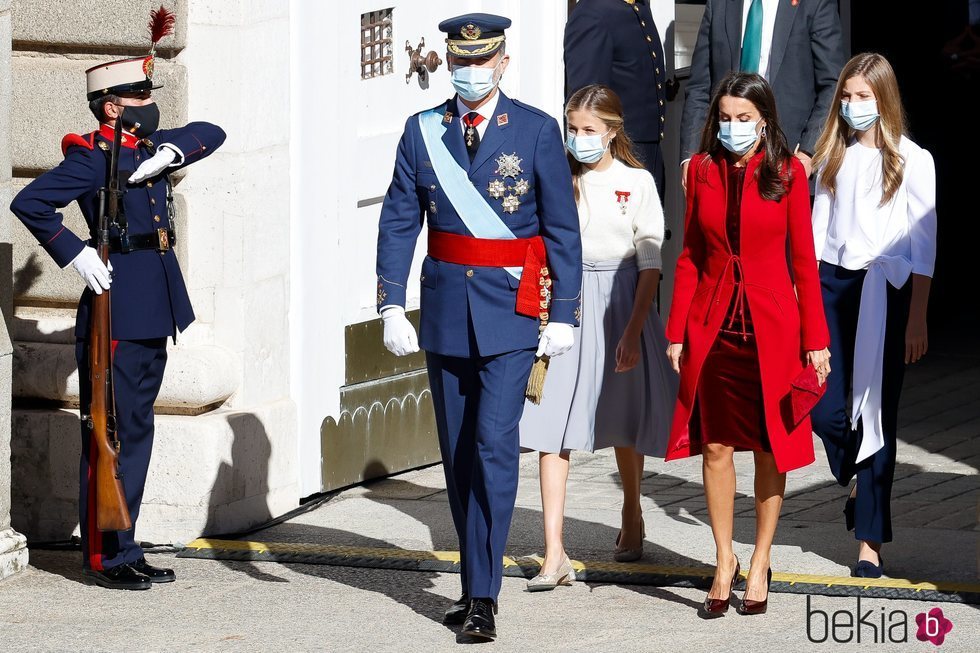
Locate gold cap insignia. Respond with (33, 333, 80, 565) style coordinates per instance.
(462, 23, 481, 40)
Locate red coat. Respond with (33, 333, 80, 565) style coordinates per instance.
(665, 152, 829, 473)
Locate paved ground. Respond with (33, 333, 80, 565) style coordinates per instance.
(1, 334, 977, 652)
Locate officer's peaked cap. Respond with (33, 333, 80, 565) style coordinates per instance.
(438, 13, 511, 59)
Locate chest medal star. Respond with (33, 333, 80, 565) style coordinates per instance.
(487, 179, 507, 199)
(501, 194, 521, 214)
(495, 153, 523, 179)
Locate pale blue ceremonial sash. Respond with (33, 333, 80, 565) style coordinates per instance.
(418, 109, 521, 280)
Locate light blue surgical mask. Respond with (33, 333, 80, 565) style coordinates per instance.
(566, 131, 610, 163)
(840, 99, 879, 131)
(718, 120, 761, 155)
(451, 62, 501, 102)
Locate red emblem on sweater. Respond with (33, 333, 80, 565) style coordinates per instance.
(615, 190, 631, 215)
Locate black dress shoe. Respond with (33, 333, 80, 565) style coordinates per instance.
(131, 557, 176, 583)
(82, 564, 152, 590)
(443, 594, 470, 624)
(461, 598, 497, 641)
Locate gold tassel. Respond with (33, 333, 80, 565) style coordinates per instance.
(525, 355, 550, 404)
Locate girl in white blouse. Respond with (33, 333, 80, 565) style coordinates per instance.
(810, 53, 937, 579)
(520, 85, 678, 589)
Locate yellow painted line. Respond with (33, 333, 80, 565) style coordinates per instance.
(183, 539, 980, 594)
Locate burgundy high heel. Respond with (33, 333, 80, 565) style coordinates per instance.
(701, 557, 741, 617)
(737, 567, 773, 615)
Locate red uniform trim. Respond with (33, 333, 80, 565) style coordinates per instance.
(427, 231, 549, 319)
(86, 431, 104, 571)
(61, 132, 96, 156)
(45, 226, 66, 245)
(98, 124, 139, 149)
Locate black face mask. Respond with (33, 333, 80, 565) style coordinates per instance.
(118, 103, 160, 138)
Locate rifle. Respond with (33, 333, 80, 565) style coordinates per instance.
(84, 116, 132, 532)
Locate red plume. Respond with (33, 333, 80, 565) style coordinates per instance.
(148, 5, 176, 53)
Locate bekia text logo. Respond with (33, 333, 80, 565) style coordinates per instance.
(806, 597, 954, 646)
(915, 607, 953, 646)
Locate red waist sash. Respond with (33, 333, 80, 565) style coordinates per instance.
(427, 230, 550, 320)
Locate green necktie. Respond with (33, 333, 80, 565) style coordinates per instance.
(740, 0, 764, 74)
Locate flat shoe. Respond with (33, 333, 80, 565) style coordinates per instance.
(852, 556, 884, 578)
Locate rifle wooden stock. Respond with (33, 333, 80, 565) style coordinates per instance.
(87, 117, 132, 533)
(88, 271, 131, 532)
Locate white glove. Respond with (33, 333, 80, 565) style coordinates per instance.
(381, 306, 420, 356)
(128, 146, 177, 184)
(536, 322, 575, 358)
(70, 247, 112, 295)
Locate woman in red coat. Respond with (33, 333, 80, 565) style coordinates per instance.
(665, 72, 830, 617)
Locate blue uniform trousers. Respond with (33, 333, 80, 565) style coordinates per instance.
(811, 263, 911, 544)
(426, 347, 535, 601)
(75, 337, 168, 570)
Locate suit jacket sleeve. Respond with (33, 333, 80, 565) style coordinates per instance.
(376, 116, 423, 312)
(665, 155, 706, 343)
(9, 146, 98, 268)
(534, 117, 583, 325)
(787, 158, 830, 350)
(680, 0, 715, 161)
(155, 122, 227, 171)
(563, 5, 614, 99)
(797, 0, 845, 155)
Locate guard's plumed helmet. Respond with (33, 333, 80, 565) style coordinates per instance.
(85, 5, 176, 101)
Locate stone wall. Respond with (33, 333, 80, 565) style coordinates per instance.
(1, 0, 29, 581)
(5, 0, 297, 546)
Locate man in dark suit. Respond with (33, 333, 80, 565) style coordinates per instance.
(680, 0, 845, 186)
(564, 0, 669, 193)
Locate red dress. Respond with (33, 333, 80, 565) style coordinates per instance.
(665, 153, 829, 473)
(697, 164, 771, 453)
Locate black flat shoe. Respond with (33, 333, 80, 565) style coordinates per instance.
(130, 557, 176, 583)
(443, 594, 470, 625)
(843, 496, 856, 532)
(461, 598, 497, 641)
(852, 555, 884, 578)
(82, 564, 152, 590)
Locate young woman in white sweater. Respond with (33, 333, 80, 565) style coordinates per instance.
(810, 53, 937, 578)
(520, 84, 678, 589)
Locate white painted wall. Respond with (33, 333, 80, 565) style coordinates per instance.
(290, 0, 569, 496)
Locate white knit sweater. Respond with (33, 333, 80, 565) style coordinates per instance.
(577, 158, 664, 270)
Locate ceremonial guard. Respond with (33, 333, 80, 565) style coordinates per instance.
(564, 0, 669, 191)
(10, 8, 225, 590)
(376, 14, 583, 641)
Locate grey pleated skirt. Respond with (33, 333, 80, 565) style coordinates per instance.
(519, 258, 679, 457)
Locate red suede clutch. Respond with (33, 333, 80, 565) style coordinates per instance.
(789, 364, 826, 426)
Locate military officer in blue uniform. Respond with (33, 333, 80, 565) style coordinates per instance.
(10, 11, 225, 591)
(564, 0, 669, 192)
(376, 13, 583, 641)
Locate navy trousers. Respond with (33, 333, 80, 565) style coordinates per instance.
(811, 264, 911, 544)
(426, 348, 535, 601)
(76, 337, 168, 570)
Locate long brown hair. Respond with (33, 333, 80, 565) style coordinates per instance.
(697, 71, 793, 202)
(565, 84, 645, 202)
(813, 52, 907, 206)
